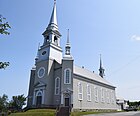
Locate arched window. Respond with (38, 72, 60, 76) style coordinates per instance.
(106, 89, 110, 104)
(87, 84, 91, 101)
(37, 91, 42, 96)
(101, 88, 105, 103)
(55, 77, 60, 95)
(64, 68, 71, 84)
(54, 36, 58, 45)
(94, 86, 99, 102)
(46, 36, 49, 43)
(78, 82, 83, 100)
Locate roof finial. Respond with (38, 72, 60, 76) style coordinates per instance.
(35, 43, 40, 61)
(100, 54, 102, 68)
(54, 0, 56, 4)
(38, 43, 40, 50)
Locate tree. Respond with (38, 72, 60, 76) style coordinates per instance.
(0, 62, 10, 69)
(0, 94, 8, 112)
(0, 15, 11, 69)
(0, 15, 11, 35)
(9, 94, 26, 111)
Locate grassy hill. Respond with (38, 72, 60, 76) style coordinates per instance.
(9, 108, 118, 116)
(9, 109, 56, 116)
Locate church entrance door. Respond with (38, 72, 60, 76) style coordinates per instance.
(65, 98, 69, 106)
(36, 91, 43, 107)
(36, 96, 42, 107)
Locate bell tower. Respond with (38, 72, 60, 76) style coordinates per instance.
(36, 0, 62, 64)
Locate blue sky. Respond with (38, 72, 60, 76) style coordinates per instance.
(0, 0, 140, 101)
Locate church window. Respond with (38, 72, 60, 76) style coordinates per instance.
(106, 89, 110, 104)
(87, 84, 91, 101)
(64, 68, 71, 84)
(111, 91, 115, 104)
(78, 82, 83, 100)
(54, 36, 58, 45)
(47, 36, 49, 41)
(55, 77, 60, 95)
(101, 88, 105, 103)
(42, 51, 46, 55)
(45, 36, 49, 44)
(94, 86, 99, 102)
(36, 91, 42, 96)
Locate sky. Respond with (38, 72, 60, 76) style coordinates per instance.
(0, 0, 140, 101)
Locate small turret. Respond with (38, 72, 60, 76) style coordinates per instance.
(64, 29, 72, 59)
(99, 54, 105, 78)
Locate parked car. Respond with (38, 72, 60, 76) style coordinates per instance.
(124, 106, 138, 111)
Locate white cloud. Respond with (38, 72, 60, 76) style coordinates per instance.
(131, 35, 140, 41)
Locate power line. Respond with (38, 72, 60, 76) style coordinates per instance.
(108, 54, 140, 76)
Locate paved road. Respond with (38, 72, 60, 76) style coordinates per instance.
(84, 111, 140, 116)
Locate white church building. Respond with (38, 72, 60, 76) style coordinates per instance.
(27, 1, 117, 111)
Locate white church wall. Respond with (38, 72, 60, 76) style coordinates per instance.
(73, 76, 117, 110)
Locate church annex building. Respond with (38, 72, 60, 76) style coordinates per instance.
(27, 1, 117, 111)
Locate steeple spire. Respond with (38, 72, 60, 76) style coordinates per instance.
(35, 43, 40, 62)
(64, 29, 72, 59)
(65, 29, 71, 55)
(48, 0, 58, 30)
(99, 54, 105, 78)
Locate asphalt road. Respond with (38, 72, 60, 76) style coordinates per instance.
(84, 111, 140, 116)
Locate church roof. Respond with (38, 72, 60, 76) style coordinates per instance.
(74, 65, 115, 88)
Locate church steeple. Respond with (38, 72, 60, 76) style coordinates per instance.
(36, 0, 62, 64)
(42, 0, 61, 47)
(99, 54, 105, 78)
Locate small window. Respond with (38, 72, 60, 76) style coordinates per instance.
(37, 91, 42, 96)
(55, 77, 60, 95)
(87, 84, 91, 101)
(45, 36, 49, 44)
(101, 88, 105, 103)
(64, 68, 71, 84)
(78, 82, 83, 100)
(111, 91, 115, 104)
(106, 89, 110, 104)
(42, 51, 46, 55)
(94, 86, 98, 102)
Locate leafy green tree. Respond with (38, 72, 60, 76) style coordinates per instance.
(0, 15, 11, 69)
(9, 94, 26, 111)
(0, 15, 11, 35)
(0, 62, 10, 69)
(0, 94, 8, 112)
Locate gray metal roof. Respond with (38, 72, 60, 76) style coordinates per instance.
(74, 65, 115, 87)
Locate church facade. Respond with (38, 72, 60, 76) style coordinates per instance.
(27, 1, 117, 110)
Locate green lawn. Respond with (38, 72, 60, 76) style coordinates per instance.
(9, 109, 119, 116)
(9, 109, 56, 116)
(71, 111, 102, 116)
